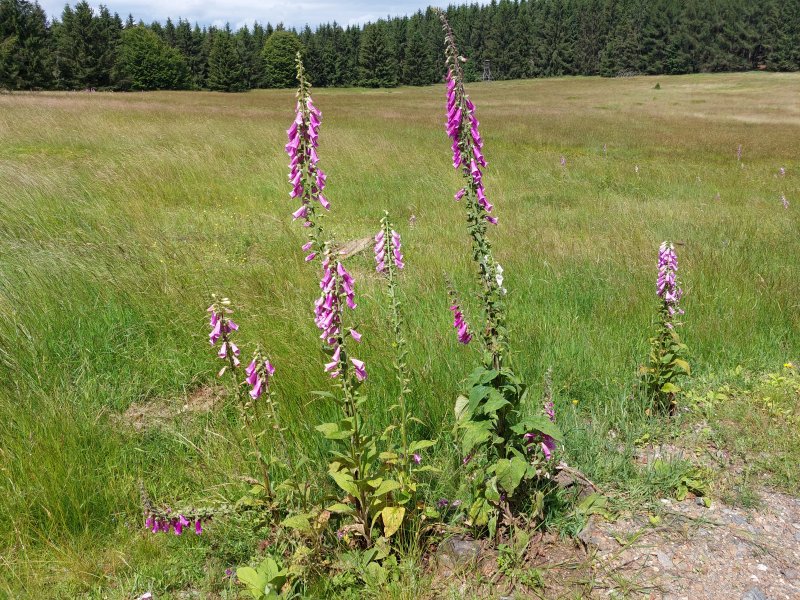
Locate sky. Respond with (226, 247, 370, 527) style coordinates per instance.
(37, 1, 448, 29)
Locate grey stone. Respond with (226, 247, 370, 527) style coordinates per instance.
(742, 588, 770, 600)
(654, 550, 674, 569)
(781, 568, 799, 582)
(729, 514, 748, 526)
(438, 537, 481, 569)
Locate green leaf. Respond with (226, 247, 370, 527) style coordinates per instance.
(326, 503, 355, 514)
(484, 476, 501, 502)
(373, 479, 401, 497)
(454, 394, 470, 421)
(408, 439, 436, 452)
(481, 389, 511, 415)
(494, 457, 527, 497)
(661, 382, 681, 393)
(673, 359, 691, 374)
(460, 420, 493, 455)
(330, 470, 359, 497)
(382, 506, 405, 537)
(282, 514, 312, 533)
(236, 566, 267, 599)
(315, 422, 351, 440)
(510, 415, 564, 442)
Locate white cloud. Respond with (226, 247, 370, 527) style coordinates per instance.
(37, 1, 442, 28)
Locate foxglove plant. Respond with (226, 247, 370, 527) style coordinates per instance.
(441, 13, 504, 367)
(208, 295, 240, 377)
(374, 213, 435, 494)
(641, 242, 691, 414)
(438, 10, 562, 535)
(286, 53, 328, 262)
(312, 245, 409, 542)
(284, 57, 409, 544)
(209, 296, 279, 500)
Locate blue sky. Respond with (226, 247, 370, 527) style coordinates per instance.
(38, 1, 449, 29)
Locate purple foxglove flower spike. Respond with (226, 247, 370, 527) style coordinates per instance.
(444, 61, 495, 225)
(285, 58, 329, 260)
(314, 252, 365, 381)
(657, 242, 684, 326)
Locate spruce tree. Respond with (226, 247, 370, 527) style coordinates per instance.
(0, 0, 53, 89)
(402, 19, 434, 85)
(262, 29, 302, 87)
(358, 22, 397, 87)
(207, 27, 246, 92)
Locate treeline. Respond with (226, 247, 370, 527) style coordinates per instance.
(1, 0, 799, 91)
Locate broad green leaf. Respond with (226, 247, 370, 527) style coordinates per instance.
(315, 422, 351, 440)
(326, 503, 355, 514)
(330, 470, 359, 496)
(373, 479, 401, 497)
(661, 382, 681, 393)
(494, 456, 526, 496)
(481, 388, 511, 414)
(460, 420, 493, 455)
(282, 514, 312, 533)
(484, 476, 501, 502)
(510, 415, 564, 442)
(454, 394, 470, 420)
(382, 506, 405, 537)
(236, 566, 267, 599)
(408, 439, 436, 452)
(673, 359, 691, 374)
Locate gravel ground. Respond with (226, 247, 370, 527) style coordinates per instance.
(583, 490, 800, 599)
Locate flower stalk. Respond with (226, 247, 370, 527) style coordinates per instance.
(439, 11, 505, 369)
(286, 52, 328, 261)
(642, 242, 690, 414)
(375, 212, 412, 471)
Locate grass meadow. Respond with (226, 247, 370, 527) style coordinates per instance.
(1, 72, 799, 598)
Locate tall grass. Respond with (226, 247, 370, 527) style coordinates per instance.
(0, 73, 798, 595)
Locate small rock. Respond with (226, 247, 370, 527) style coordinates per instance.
(756, 563, 768, 571)
(437, 537, 481, 570)
(729, 514, 748, 526)
(654, 550, 674, 569)
(781, 568, 799, 582)
(742, 588, 769, 600)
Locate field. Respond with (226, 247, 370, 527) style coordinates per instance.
(1, 72, 799, 598)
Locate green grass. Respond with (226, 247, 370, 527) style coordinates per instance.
(0, 72, 798, 598)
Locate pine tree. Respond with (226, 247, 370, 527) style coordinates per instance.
(262, 29, 302, 88)
(358, 22, 397, 87)
(207, 27, 246, 92)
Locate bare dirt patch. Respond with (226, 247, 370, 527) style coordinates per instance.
(120, 386, 222, 431)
